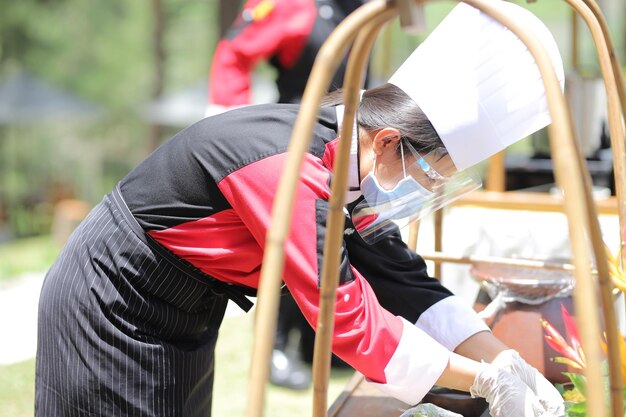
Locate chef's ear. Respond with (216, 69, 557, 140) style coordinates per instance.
(372, 128, 401, 155)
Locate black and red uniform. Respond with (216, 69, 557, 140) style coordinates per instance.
(209, 0, 365, 105)
(209, 0, 369, 371)
(36, 103, 487, 416)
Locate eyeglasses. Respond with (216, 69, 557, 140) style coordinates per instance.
(352, 139, 482, 244)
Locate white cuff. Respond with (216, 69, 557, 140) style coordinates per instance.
(415, 296, 490, 351)
(368, 318, 450, 405)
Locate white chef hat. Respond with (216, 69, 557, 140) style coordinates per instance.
(388, 2, 564, 171)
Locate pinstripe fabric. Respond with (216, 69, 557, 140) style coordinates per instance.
(36, 193, 228, 417)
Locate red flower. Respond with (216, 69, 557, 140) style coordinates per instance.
(541, 305, 586, 370)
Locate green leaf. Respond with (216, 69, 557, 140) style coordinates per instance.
(565, 372, 587, 396)
(564, 401, 587, 417)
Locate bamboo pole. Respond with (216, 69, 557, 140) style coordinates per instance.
(244, 2, 389, 416)
(407, 220, 420, 251)
(454, 189, 618, 214)
(311, 8, 395, 417)
(434, 209, 443, 278)
(564, 0, 626, 263)
(560, 2, 626, 413)
(420, 251, 581, 272)
(579, 0, 626, 122)
(460, 0, 607, 415)
(485, 151, 506, 192)
(577, 0, 626, 267)
(572, 8, 581, 72)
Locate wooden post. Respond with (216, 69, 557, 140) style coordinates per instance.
(485, 152, 506, 192)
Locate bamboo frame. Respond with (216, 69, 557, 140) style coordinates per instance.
(455, 190, 618, 213)
(452, 1, 618, 414)
(481, 0, 626, 259)
(409, 0, 626, 278)
(564, 0, 626, 267)
(566, 0, 626, 268)
(558, 2, 626, 414)
(244, 2, 391, 417)
(577, 0, 626, 119)
(409, 0, 625, 288)
(312, 9, 396, 417)
(421, 0, 626, 412)
(422, 251, 580, 272)
(249, 1, 622, 417)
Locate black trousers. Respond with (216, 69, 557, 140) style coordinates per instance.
(36, 193, 229, 417)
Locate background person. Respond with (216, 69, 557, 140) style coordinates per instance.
(36, 3, 565, 417)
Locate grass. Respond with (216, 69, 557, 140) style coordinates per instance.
(0, 236, 59, 283)
(213, 312, 354, 417)
(0, 312, 353, 417)
(0, 360, 35, 417)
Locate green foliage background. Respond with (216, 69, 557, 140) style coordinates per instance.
(0, 1, 625, 416)
(0, 0, 215, 110)
(0, 0, 219, 238)
(0, 0, 623, 240)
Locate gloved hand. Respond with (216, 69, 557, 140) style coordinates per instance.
(470, 363, 549, 417)
(492, 349, 565, 416)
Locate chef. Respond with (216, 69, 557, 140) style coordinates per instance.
(36, 2, 565, 416)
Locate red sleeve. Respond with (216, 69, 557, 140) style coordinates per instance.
(208, 0, 317, 106)
(217, 152, 404, 382)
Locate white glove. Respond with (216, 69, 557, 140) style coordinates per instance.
(492, 349, 565, 416)
(470, 364, 549, 417)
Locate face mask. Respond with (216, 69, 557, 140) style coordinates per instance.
(359, 142, 433, 220)
(353, 140, 482, 244)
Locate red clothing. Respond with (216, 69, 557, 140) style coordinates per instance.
(209, 0, 362, 105)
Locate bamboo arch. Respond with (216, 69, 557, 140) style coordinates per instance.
(419, 0, 626, 414)
(245, 3, 393, 416)
(312, 9, 398, 417)
(419, 0, 626, 282)
(246, 1, 623, 417)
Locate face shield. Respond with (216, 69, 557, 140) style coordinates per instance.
(351, 139, 481, 244)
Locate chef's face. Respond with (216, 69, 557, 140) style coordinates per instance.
(366, 130, 455, 192)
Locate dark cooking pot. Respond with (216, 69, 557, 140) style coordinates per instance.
(422, 386, 488, 417)
(471, 262, 578, 383)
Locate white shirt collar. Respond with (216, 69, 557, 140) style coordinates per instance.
(335, 104, 361, 204)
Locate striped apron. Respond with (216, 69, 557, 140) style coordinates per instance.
(36, 188, 236, 417)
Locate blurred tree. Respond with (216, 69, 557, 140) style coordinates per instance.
(0, 0, 219, 239)
(148, 0, 166, 151)
(0, 0, 64, 65)
(1, 0, 217, 113)
(218, 0, 242, 38)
